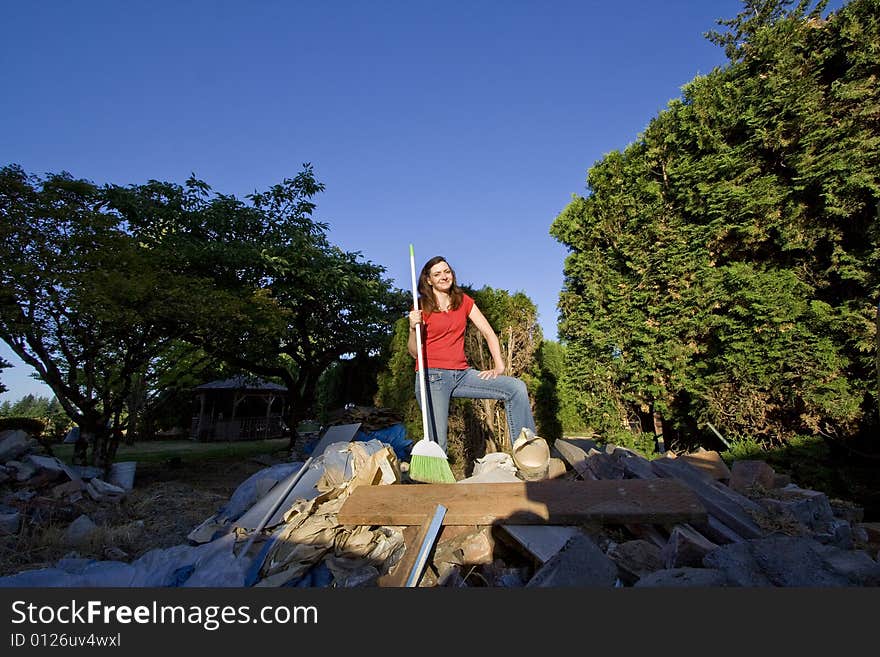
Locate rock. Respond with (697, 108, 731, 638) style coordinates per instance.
(728, 459, 776, 494)
(0, 505, 22, 535)
(0, 430, 32, 463)
(6, 460, 37, 482)
(607, 539, 664, 585)
(703, 536, 877, 587)
(760, 487, 835, 532)
(661, 524, 719, 568)
(63, 515, 99, 546)
(526, 533, 618, 587)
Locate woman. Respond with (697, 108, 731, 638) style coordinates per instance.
(408, 255, 537, 454)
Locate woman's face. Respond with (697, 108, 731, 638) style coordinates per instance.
(427, 261, 454, 293)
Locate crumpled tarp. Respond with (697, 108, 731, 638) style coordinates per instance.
(353, 423, 413, 461)
(0, 533, 246, 587)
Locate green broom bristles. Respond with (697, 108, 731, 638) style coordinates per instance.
(409, 454, 456, 484)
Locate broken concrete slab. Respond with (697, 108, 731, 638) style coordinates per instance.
(661, 524, 719, 568)
(526, 533, 618, 587)
(495, 525, 582, 565)
(585, 452, 625, 480)
(619, 453, 659, 480)
(607, 539, 664, 585)
(703, 536, 880, 587)
(6, 460, 37, 482)
(0, 430, 32, 463)
(680, 449, 732, 482)
(551, 438, 593, 479)
(85, 478, 126, 502)
(759, 486, 835, 532)
(729, 459, 777, 494)
(24, 454, 72, 476)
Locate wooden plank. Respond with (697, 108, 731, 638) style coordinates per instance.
(337, 479, 707, 527)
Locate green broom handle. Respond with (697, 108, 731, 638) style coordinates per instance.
(410, 245, 433, 444)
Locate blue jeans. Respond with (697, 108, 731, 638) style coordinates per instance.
(414, 367, 537, 454)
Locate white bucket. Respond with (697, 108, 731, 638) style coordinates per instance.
(512, 429, 550, 481)
(109, 461, 137, 491)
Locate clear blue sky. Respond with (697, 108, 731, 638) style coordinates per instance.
(0, 0, 846, 404)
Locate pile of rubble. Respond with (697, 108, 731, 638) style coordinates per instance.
(1, 424, 878, 587)
(0, 429, 134, 541)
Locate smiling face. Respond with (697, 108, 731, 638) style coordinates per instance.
(427, 260, 454, 293)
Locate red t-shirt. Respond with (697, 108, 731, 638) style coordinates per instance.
(416, 293, 475, 370)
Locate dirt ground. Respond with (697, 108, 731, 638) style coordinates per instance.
(0, 453, 278, 578)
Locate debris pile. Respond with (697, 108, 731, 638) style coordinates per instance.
(0, 429, 132, 542)
(1, 425, 878, 588)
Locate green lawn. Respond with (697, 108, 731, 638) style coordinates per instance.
(50, 437, 290, 465)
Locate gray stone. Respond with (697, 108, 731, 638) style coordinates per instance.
(0, 505, 21, 535)
(619, 453, 658, 480)
(85, 478, 126, 502)
(63, 515, 99, 546)
(661, 524, 719, 568)
(0, 430, 32, 463)
(703, 541, 774, 586)
(813, 542, 880, 586)
(704, 536, 867, 587)
(813, 519, 854, 550)
(761, 487, 835, 532)
(526, 533, 618, 587)
(607, 539, 664, 585)
(6, 460, 37, 482)
(634, 567, 729, 587)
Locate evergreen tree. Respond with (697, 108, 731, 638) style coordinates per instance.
(551, 0, 878, 449)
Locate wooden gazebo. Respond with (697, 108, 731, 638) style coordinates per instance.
(190, 376, 288, 441)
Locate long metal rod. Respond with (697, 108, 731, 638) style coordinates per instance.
(405, 504, 447, 587)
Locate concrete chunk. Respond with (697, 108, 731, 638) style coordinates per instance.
(526, 533, 618, 587)
(661, 524, 719, 568)
(0, 430, 32, 463)
(6, 459, 37, 482)
(607, 539, 664, 585)
(680, 450, 732, 482)
(760, 487, 835, 532)
(0, 505, 21, 535)
(729, 459, 777, 494)
(703, 536, 867, 587)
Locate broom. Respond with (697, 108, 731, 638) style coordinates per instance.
(407, 244, 456, 484)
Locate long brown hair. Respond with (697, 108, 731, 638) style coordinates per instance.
(418, 256, 464, 315)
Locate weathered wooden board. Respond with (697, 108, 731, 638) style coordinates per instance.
(337, 479, 707, 527)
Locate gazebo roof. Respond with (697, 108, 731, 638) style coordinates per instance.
(193, 376, 287, 392)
